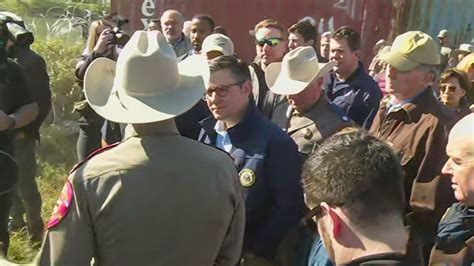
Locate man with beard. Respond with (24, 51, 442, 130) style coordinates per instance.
(160, 10, 192, 57)
(303, 130, 415, 265)
(179, 14, 214, 61)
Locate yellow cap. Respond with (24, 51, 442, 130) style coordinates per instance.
(381, 31, 440, 71)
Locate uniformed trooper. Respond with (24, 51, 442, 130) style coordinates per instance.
(266, 46, 352, 266)
(32, 31, 245, 266)
(267, 46, 352, 160)
(198, 55, 304, 265)
(429, 113, 474, 265)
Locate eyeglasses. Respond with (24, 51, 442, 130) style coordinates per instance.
(205, 80, 245, 98)
(439, 84, 458, 94)
(300, 205, 323, 226)
(255, 37, 283, 47)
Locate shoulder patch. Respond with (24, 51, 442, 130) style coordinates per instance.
(239, 168, 256, 187)
(70, 142, 121, 174)
(47, 181, 74, 229)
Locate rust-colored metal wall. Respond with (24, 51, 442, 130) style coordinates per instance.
(111, 0, 473, 65)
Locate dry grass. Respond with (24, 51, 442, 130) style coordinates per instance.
(7, 124, 74, 263)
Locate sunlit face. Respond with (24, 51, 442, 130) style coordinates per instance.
(286, 79, 323, 114)
(161, 12, 183, 41)
(443, 136, 474, 205)
(288, 32, 306, 50)
(439, 77, 466, 108)
(384, 64, 429, 101)
(255, 27, 287, 67)
(439, 36, 448, 46)
(320, 36, 331, 59)
(330, 38, 359, 78)
(206, 69, 250, 123)
(190, 18, 213, 52)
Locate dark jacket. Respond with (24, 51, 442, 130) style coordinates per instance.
(342, 253, 408, 265)
(452, 105, 472, 122)
(0, 58, 34, 191)
(370, 88, 456, 254)
(12, 46, 51, 141)
(175, 99, 210, 140)
(198, 103, 305, 260)
(249, 62, 286, 119)
(429, 202, 474, 265)
(326, 62, 382, 128)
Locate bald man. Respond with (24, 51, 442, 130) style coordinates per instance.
(160, 10, 192, 57)
(430, 113, 474, 265)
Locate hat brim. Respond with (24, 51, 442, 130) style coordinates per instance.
(266, 61, 336, 95)
(84, 57, 207, 124)
(451, 49, 471, 58)
(380, 50, 419, 72)
(203, 45, 226, 55)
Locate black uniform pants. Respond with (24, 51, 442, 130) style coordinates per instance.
(10, 138, 43, 241)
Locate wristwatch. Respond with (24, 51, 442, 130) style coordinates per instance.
(7, 115, 15, 129)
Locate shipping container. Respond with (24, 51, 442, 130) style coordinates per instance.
(111, 0, 474, 66)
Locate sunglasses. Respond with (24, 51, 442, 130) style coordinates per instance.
(255, 37, 283, 47)
(300, 205, 324, 226)
(205, 80, 245, 98)
(439, 84, 458, 94)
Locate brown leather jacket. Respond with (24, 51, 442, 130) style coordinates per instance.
(370, 88, 457, 254)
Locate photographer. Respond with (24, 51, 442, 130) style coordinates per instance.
(0, 18, 38, 255)
(74, 13, 128, 160)
(0, 13, 51, 243)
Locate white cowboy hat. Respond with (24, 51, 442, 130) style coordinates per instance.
(265, 46, 335, 95)
(451, 43, 474, 57)
(84, 30, 209, 124)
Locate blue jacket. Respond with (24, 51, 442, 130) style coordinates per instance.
(437, 203, 474, 249)
(198, 103, 305, 260)
(326, 62, 382, 129)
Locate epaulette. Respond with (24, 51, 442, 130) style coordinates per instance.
(69, 142, 121, 174)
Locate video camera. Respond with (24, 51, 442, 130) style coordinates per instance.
(0, 12, 34, 46)
(110, 16, 130, 46)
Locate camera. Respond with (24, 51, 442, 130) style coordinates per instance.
(0, 12, 34, 46)
(110, 16, 130, 46)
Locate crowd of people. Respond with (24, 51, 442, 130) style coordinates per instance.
(0, 8, 473, 266)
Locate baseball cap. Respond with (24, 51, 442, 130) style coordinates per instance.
(437, 29, 448, 38)
(381, 31, 440, 71)
(202, 33, 234, 56)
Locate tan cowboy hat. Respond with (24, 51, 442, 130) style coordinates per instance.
(265, 46, 335, 95)
(84, 30, 209, 124)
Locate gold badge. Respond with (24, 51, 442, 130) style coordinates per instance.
(239, 168, 256, 187)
